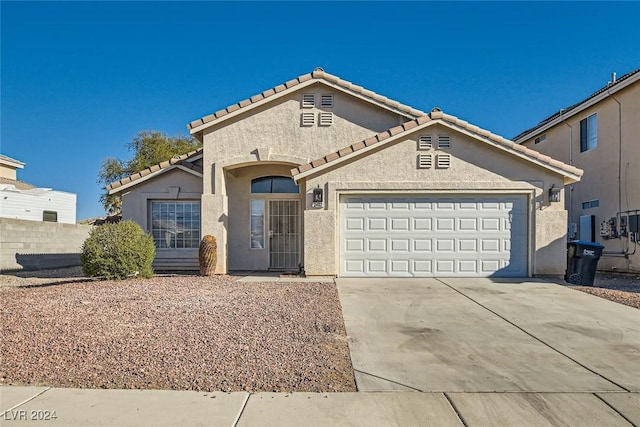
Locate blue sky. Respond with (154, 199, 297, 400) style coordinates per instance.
(2, 1, 639, 221)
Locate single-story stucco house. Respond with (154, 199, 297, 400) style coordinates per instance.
(107, 68, 583, 277)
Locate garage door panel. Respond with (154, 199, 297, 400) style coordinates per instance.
(390, 260, 410, 274)
(413, 217, 432, 231)
(436, 217, 456, 231)
(413, 260, 432, 273)
(414, 239, 432, 252)
(345, 239, 365, 252)
(390, 239, 410, 252)
(368, 239, 387, 251)
(458, 259, 478, 273)
(458, 218, 478, 231)
(346, 217, 365, 231)
(458, 239, 478, 252)
(435, 259, 456, 274)
(390, 217, 410, 231)
(368, 217, 387, 231)
(341, 195, 528, 278)
(366, 260, 387, 274)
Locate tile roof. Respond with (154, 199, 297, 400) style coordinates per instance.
(513, 68, 640, 141)
(107, 149, 203, 193)
(187, 68, 424, 134)
(291, 109, 583, 181)
(0, 177, 35, 190)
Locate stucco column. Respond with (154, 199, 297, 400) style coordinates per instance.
(201, 193, 228, 274)
(303, 209, 336, 276)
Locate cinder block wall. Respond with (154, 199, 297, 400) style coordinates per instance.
(0, 218, 92, 271)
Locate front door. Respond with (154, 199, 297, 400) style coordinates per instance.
(269, 200, 300, 270)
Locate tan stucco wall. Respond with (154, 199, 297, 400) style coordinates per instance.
(120, 168, 203, 270)
(522, 81, 640, 272)
(301, 124, 569, 276)
(0, 165, 18, 180)
(200, 83, 409, 273)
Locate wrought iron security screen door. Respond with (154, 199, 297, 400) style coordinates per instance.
(268, 200, 300, 270)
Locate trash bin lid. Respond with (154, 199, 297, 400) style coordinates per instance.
(570, 240, 604, 248)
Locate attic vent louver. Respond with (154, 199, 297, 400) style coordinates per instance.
(418, 154, 432, 169)
(319, 112, 333, 126)
(438, 135, 451, 149)
(302, 94, 315, 108)
(418, 135, 432, 150)
(436, 154, 451, 169)
(301, 112, 315, 126)
(320, 94, 334, 108)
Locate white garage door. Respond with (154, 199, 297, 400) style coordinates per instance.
(340, 195, 528, 277)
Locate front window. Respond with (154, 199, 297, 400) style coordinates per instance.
(250, 199, 265, 249)
(251, 176, 299, 194)
(151, 201, 200, 249)
(580, 113, 597, 152)
(43, 211, 58, 222)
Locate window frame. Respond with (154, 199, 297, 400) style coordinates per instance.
(581, 199, 600, 210)
(42, 210, 58, 222)
(250, 199, 265, 250)
(150, 200, 201, 250)
(580, 113, 598, 152)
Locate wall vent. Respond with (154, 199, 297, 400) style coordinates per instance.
(319, 112, 333, 126)
(534, 134, 547, 144)
(320, 94, 334, 108)
(301, 112, 315, 126)
(436, 154, 451, 169)
(418, 154, 432, 169)
(438, 135, 451, 149)
(302, 94, 315, 108)
(418, 135, 432, 150)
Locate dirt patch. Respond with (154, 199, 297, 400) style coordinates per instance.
(0, 272, 356, 392)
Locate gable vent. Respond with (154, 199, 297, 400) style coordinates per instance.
(418, 154, 432, 169)
(418, 135, 432, 150)
(320, 94, 334, 108)
(301, 112, 315, 126)
(438, 135, 451, 149)
(319, 112, 333, 126)
(302, 93, 315, 108)
(436, 154, 451, 169)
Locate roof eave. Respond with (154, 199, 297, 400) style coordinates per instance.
(293, 116, 583, 183)
(514, 71, 640, 143)
(108, 165, 203, 195)
(187, 72, 424, 138)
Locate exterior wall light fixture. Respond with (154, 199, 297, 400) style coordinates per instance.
(549, 185, 561, 203)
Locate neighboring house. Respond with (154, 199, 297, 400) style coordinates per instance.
(0, 154, 77, 224)
(108, 69, 582, 277)
(514, 69, 640, 273)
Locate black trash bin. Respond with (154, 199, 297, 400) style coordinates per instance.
(565, 240, 604, 286)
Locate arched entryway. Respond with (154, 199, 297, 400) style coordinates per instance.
(224, 163, 303, 271)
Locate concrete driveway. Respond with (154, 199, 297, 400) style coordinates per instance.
(337, 277, 640, 424)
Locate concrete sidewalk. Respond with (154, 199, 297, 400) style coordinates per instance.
(2, 386, 637, 426)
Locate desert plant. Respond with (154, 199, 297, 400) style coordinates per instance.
(81, 220, 155, 279)
(199, 235, 217, 276)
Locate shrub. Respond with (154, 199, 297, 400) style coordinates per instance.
(81, 220, 155, 279)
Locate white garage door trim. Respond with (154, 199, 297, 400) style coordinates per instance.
(340, 194, 529, 278)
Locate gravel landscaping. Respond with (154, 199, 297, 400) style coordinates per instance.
(1, 267, 636, 393)
(539, 273, 640, 309)
(0, 270, 356, 392)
